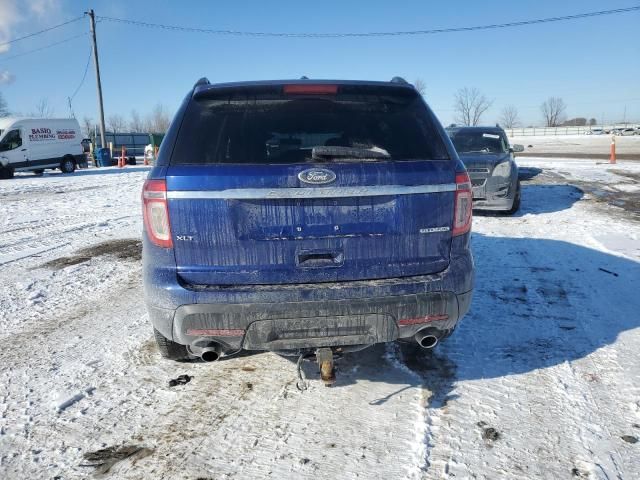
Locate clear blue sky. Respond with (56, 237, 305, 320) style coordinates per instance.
(1, 0, 639, 127)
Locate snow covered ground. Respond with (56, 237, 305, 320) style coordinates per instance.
(0, 161, 639, 479)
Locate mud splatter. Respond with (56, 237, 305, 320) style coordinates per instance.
(82, 445, 153, 475)
(41, 239, 142, 269)
(168, 374, 192, 387)
(482, 427, 500, 441)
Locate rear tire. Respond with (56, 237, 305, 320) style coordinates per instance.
(506, 181, 521, 215)
(153, 328, 192, 361)
(60, 156, 76, 174)
(0, 166, 15, 179)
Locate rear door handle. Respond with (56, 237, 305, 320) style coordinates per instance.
(21, 148, 27, 151)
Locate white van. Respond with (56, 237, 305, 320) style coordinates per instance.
(0, 117, 84, 179)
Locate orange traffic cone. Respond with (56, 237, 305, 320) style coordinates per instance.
(610, 135, 616, 164)
(119, 146, 126, 168)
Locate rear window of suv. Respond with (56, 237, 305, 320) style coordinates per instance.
(448, 129, 509, 154)
(171, 86, 450, 164)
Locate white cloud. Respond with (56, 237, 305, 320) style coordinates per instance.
(29, 0, 58, 17)
(0, 0, 61, 53)
(0, 69, 16, 84)
(0, 0, 21, 54)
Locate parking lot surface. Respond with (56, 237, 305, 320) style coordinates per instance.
(0, 160, 639, 479)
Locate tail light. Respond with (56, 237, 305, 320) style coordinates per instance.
(142, 179, 173, 248)
(453, 172, 472, 236)
(398, 314, 449, 326)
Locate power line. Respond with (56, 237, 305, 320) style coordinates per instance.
(96, 6, 640, 38)
(69, 47, 92, 102)
(0, 33, 88, 63)
(0, 15, 85, 48)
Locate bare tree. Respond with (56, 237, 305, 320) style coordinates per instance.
(107, 114, 126, 133)
(589, 118, 597, 126)
(413, 78, 427, 96)
(129, 109, 144, 132)
(453, 87, 493, 126)
(499, 105, 520, 129)
(81, 116, 94, 139)
(0, 92, 8, 117)
(146, 104, 171, 133)
(35, 98, 54, 118)
(541, 97, 566, 127)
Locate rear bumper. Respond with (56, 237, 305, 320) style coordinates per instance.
(151, 290, 472, 351)
(144, 235, 474, 351)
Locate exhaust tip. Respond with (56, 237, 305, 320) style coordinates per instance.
(415, 329, 439, 349)
(200, 347, 220, 362)
(419, 335, 438, 349)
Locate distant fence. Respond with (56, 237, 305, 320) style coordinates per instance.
(506, 125, 638, 137)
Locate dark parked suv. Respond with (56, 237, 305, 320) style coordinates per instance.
(446, 126, 523, 214)
(142, 78, 474, 371)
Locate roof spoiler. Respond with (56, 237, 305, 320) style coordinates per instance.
(195, 77, 412, 89)
(192, 78, 418, 100)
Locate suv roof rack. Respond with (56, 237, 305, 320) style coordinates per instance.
(390, 76, 409, 85)
(194, 77, 210, 88)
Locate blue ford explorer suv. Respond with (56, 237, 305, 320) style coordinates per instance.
(142, 77, 474, 372)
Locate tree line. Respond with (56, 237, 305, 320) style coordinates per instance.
(0, 94, 55, 119)
(414, 79, 600, 128)
(0, 92, 172, 137)
(96, 104, 172, 135)
(80, 104, 172, 142)
(452, 87, 584, 128)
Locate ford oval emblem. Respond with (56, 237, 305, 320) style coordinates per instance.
(298, 168, 336, 185)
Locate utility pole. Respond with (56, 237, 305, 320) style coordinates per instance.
(87, 9, 106, 149)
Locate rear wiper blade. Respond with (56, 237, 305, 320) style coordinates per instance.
(311, 146, 391, 161)
(462, 148, 491, 154)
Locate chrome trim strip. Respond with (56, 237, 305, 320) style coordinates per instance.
(166, 184, 457, 200)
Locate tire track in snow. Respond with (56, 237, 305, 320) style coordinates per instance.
(114, 347, 433, 479)
(418, 199, 639, 479)
(0, 267, 441, 480)
(0, 214, 139, 266)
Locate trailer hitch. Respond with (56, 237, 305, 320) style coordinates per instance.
(295, 348, 336, 391)
(316, 348, 336, 386)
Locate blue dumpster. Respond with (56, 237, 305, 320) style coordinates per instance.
(97, 148, 111, 167)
